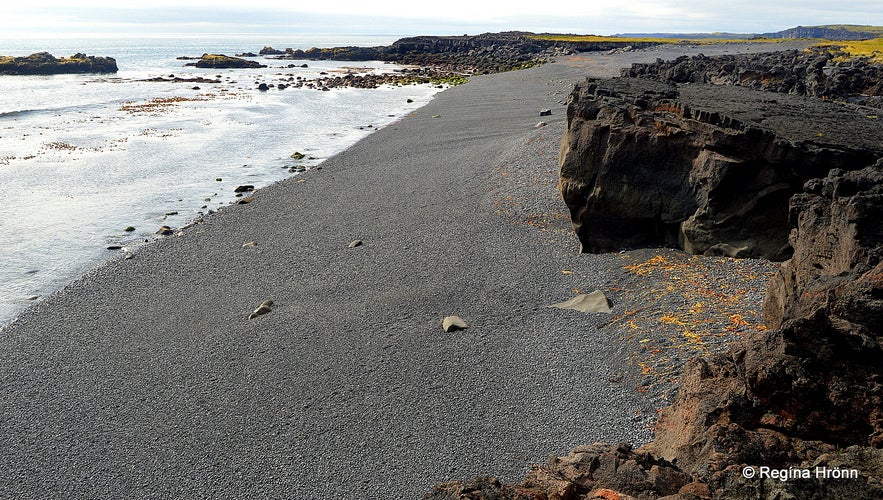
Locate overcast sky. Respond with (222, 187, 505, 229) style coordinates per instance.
(5, 1, 883, 36)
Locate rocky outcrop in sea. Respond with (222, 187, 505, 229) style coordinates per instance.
(182, 53, 267, 69)
(0, 52, 117, 75)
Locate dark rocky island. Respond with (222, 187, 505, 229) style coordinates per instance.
(426, 50, 883, 499)
(182, 53, 266, 69)
(0, 52, 117, 75)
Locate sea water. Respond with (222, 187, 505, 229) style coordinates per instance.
(0, 34, 443, 327)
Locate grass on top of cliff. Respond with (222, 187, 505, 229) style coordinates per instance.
(815, 24, 883, 34)
(529, 34, 792, 44)
(820, 38, 883, 62)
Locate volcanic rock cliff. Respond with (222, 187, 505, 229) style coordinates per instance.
(558, 77, 883, 260)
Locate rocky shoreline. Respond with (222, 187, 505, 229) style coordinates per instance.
(257, 32, 571, 74)
(427, 51, 883, 499)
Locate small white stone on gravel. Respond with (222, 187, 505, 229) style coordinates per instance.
(348, 240, 363, 248)
(549, 290, 612, 314)
(248, 300, 274, 319)
(535, 121, 547, 128)
(442, 316, 468, 332)
(242, 241, 257, 247)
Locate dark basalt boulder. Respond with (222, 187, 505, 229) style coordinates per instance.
(183, 54, 266, 69)
(424, 443, 692, 500)
(558, 77, 883, 259)
(0, 52, 117, 75)
(764, 163, 883, 332)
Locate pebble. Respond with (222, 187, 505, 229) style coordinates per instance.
(442, 316, 468, 332)
(248, 299, 274, 320)
(534, 121, 547, 128)
(242, 241, 258, 248)
(106, 245, 123, 250)
(539, 109, 552, 116)
(548, 290, 612, 314)
(347, 240, 363, 248)
(156, 226, 174, 235)
(124, 226, 136, 232)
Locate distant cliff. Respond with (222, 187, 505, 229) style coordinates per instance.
(0, 52, 117, 75)
(763, 25, 882, 40)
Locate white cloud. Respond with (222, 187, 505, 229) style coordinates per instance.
(5, 1, 883, 35)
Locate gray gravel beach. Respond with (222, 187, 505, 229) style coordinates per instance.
(0, 42, 804, 498)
